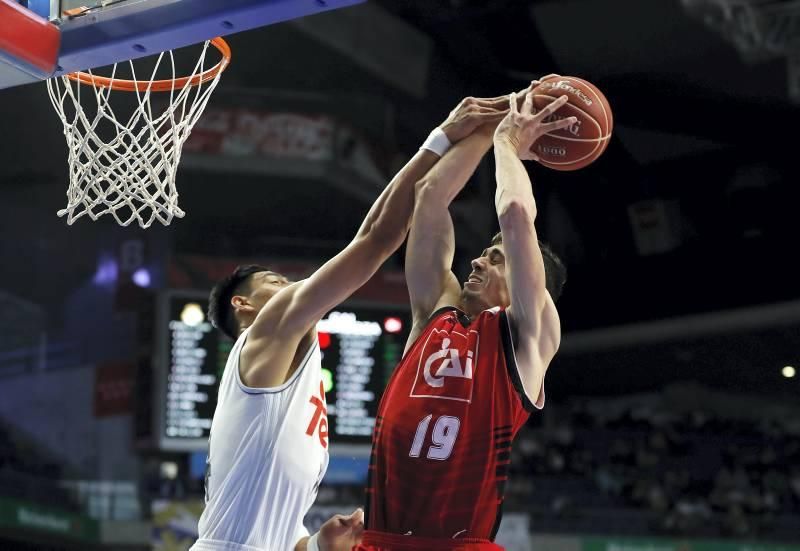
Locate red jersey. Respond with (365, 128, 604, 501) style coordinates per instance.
(365, 306, 540, 541)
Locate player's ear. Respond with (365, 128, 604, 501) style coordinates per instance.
(231, 294, 254, 313)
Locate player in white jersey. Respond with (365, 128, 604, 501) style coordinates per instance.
(191, 94, 514, 551)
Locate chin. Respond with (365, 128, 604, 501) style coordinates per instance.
(461, 287, 479, 300)
(461, 288, 489, 307)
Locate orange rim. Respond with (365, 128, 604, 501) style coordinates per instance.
(65, 37, 231, 92)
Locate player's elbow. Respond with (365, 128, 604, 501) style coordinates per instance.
(497, 198, 536, 231)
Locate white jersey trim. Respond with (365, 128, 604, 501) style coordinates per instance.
(235, 333, 318, 395)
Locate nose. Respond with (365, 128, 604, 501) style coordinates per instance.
(471, 257, 485, 271)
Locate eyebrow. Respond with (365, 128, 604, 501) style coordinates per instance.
(484, 247, 504, 259)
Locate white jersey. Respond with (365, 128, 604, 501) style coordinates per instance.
(192, 328, 329, 551)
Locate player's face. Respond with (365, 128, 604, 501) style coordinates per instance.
(248, 270, 291, 311)
(463, 244, 510, 308)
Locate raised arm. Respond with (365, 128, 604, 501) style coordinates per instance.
(492, 89, 575, 401)
(244, 101, 507, 386)
(404, 95, 512, 347)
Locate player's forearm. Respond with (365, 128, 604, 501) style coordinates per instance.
(356, 126, 492, 254)
(354, 148, 440, 246)
(404, 131, 493, 316)
(493, 140, 538, 222)
(405, 184, 457, 306)
(414, 129, 493, 206)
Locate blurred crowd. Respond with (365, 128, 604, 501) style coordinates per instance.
(510, 400, 800, 539)
(0, 423, 79, 510)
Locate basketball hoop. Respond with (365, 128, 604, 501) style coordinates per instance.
(47, 37, 231, 228)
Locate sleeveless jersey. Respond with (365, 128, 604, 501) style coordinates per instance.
(193, 328, 330, 551)
(365, 306, 543, 540)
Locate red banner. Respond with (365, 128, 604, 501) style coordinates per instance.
(185, 109, 335, 161)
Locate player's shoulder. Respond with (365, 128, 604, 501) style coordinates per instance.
(248, 280, 305, 337)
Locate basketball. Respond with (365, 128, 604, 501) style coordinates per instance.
(530, 75, 613, 171)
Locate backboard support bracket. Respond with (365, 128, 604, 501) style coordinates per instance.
(0, 0, 365, 89)
(55, 0, 365, 75)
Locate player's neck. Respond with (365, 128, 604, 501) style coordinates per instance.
(459, 296, 488, 320)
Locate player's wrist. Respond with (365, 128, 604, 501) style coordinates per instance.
(420, 127, 452, 157)
(493, 134, 520, 154)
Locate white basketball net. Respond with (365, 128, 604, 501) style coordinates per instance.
(46, 41, 224, 228)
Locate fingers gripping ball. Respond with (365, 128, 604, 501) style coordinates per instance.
(530, 76, 613, 171)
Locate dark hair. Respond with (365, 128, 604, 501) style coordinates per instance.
(208, 264, 271, 340)
(491, 232, 567, 302)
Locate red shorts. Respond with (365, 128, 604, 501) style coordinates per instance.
(354, 530, 504, 551)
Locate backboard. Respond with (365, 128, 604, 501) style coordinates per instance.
(0, 0, 366, 89)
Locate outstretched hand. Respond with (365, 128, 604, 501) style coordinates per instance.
(439, 95, 510, 144)
(493, 89, 577, 161)
(318, 508, 364, 551)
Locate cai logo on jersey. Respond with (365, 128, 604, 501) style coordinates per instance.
(410, 328, 479, 402)
(306, 381, 328, 448)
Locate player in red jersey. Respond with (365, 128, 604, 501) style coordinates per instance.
(357, 83, 575, 550)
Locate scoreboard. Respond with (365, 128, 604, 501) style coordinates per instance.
(155, 291, 409, 452)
